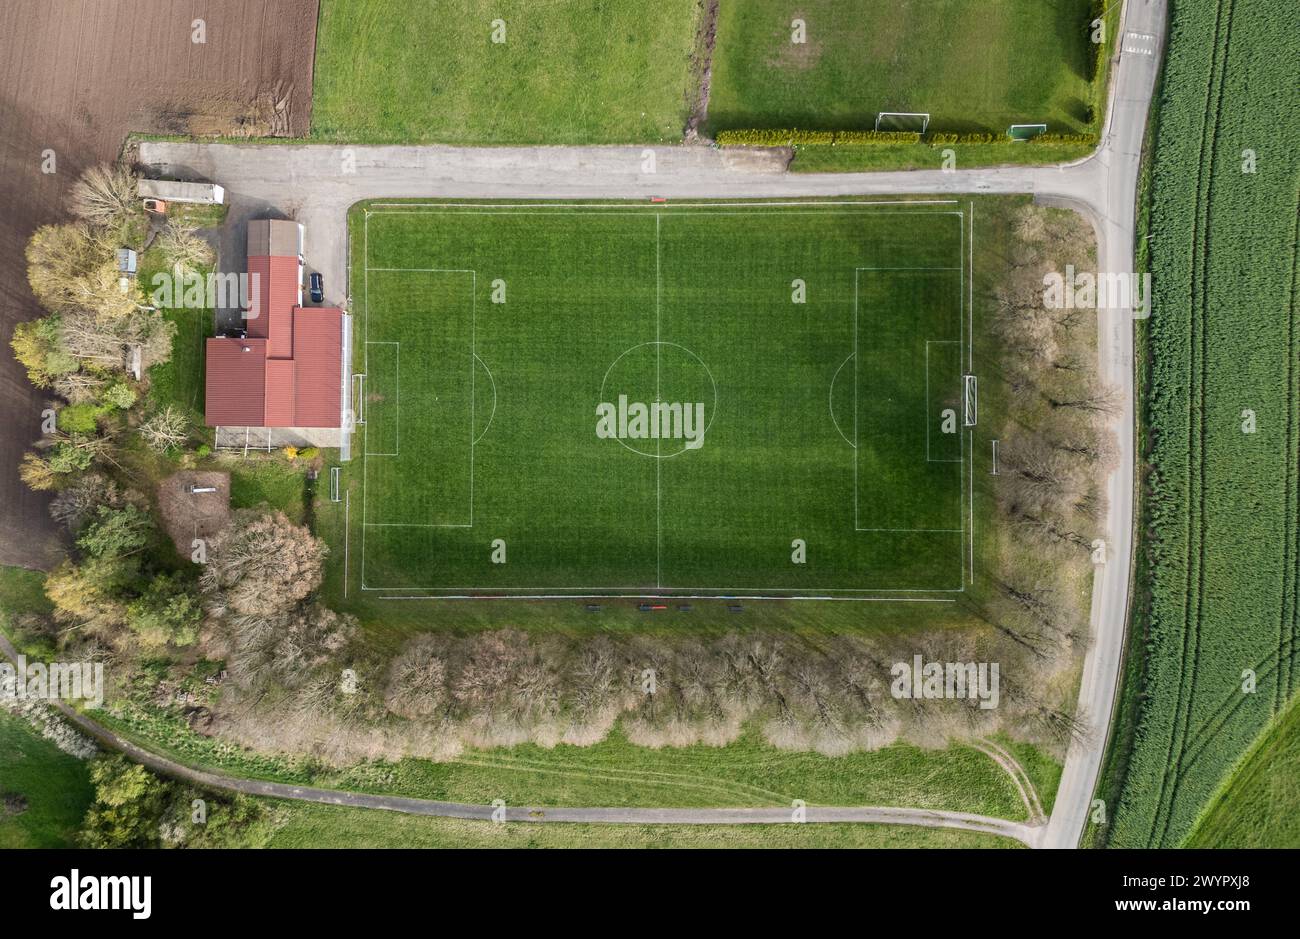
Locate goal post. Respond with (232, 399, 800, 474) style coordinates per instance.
(1007, 123, 1047, 141)
(875, 111, 930, 133)
(963, 374, 978, 427)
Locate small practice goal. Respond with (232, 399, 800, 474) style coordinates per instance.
(963, 374, 978, 427)
(1007, 123, 1048, 141)
(875, 112, 930, 133)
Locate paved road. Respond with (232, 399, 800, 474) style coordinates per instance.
(132, 0, 1166, 848)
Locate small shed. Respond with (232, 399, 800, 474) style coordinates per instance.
(116, 248, 137, 276)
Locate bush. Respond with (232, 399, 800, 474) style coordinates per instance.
(56, 403, 105, 434)
(101, 383, 137, 410)
(716, 128, 1098, 149)
(46, 441, 95, 476)
(715, 128, 921, 146)
(127, 574, 203, 647)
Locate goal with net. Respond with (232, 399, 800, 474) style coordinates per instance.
(875, 112, 930, 133)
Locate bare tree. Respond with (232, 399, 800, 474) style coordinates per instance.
(52, 371, 108, 404)
(138, 406, 189, 452)
(67, 164, 139, 231)
(201, 510, 328, 618)
(58, 308, 174, 372)
(157, 220, 214, 275)
(50, 473, 122, 531)
(385, 635, 448, 720)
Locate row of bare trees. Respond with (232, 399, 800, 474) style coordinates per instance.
(200, 621, 1085, 767)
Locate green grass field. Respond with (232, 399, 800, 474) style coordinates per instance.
(140, 246, 207, 420)
(708, 0, 1103, 136)
(98, 703, 1037, 821)
(0, 713, 93, 848)
(256, 806, 1020, 848)
(311, 0, 701, 144)
(352, 201, 973, 597)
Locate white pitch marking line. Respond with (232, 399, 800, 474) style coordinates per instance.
(367, 200, 963, 209)
(374, 594, 959, 604)
(362, 204, 972, 594)
(655, 212, 662, 588)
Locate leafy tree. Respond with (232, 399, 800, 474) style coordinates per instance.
(18, 452, 59, 491)
(63, 261, 142, 320)
(56, 403, 104, 434)
(44, 441, 95, 476)
(25, 223, 106, 312)
(127, 574, 203, 647)
(101, 382, 137, 409)
(77, 504, 152, 559)
(44, 556, 134, 631)
(79, 756, 168, 849)
(10, 317, 77, 387)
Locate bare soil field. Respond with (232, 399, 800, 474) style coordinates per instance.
(0, 0, 319, 568)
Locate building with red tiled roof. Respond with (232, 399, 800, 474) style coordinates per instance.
(205, 220, 348, 439)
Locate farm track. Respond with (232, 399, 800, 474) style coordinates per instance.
(973, 740, 1043, 822)
(1148, 0, 1235, 849)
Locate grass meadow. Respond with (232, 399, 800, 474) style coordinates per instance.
(311, 0, 702, 144)
(0, 713, 93, 848)
(708, 0, 1102, 135)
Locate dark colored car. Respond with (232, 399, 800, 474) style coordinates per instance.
(309, 272, 324, 303)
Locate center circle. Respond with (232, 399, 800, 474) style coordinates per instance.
(598, 341, 718, 459)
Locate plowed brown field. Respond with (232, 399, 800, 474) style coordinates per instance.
(0, 0, 319, 567)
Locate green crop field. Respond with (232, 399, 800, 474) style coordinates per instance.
(1102, 0, 1300, 847)
(708, 0, 1104, 136)
(350, 201, 975, 598)
(311, 0, 701, 144)
(1186, 692, 1300, 848)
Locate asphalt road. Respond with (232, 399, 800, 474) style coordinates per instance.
(127, 0, 1166, 848)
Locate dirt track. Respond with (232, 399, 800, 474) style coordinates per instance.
(0, 0, 319, 568)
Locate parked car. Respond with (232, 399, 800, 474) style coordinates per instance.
(309, 272, 324, 303)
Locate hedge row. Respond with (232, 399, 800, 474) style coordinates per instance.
(714, 128, 920, 146)
(715, 128, 1098, 148)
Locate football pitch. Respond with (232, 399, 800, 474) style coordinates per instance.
(353, 201, 975, 598)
